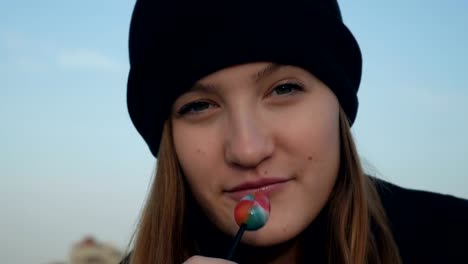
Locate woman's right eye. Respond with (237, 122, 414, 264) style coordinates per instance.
(177, 101, 215, 115)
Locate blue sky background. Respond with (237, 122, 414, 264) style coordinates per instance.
(1, 1, 467, 263)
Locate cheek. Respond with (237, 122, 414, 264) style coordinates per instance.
(172, 122, 237, 234)
(171, 122, 224, 204)
(274, 93, 341, 202)
(172, 122, 219, 170)
(275, 96, 340, 166)
(297, 107, 340, 181)
(173, 125, 208, 180)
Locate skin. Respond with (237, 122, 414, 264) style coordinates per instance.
(183, 256, 236, 264)
(171, 62, 341, 263)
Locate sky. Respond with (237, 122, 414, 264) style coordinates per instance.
(1, 1, 467, 263)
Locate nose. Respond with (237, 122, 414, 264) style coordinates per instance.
(224, 112, 274, 169)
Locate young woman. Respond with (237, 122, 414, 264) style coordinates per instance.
(123, 0, 468, 263)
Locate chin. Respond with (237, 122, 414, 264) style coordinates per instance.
(239, 223, 304, 247)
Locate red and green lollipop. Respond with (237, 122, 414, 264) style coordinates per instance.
(226, 192, 271, 260)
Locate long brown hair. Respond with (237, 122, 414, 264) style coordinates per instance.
(129, 109, 401, 263)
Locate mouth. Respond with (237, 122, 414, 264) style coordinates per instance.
(225, 178, 292, 201)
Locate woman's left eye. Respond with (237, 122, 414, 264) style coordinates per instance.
(270, 82, 304, 96)
(177, 100, 214, 115)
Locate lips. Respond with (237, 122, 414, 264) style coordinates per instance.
(225, 178, 291, 200)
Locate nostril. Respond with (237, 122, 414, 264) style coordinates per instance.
(225, 146, 273, 170)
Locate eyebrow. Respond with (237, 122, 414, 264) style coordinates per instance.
(189, 63, 284, 93)
(253, 63, 284, 83)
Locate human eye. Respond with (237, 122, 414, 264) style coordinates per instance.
(270, 82, 304, 96)
(177, 100, 216, 116)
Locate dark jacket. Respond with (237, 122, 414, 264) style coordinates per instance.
(376, 179, 468, 263)
(121, 179, 468, 263)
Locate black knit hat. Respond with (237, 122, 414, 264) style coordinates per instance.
(127, 0, 362, 157)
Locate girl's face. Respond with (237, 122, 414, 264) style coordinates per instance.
(171, 62, 340, 246)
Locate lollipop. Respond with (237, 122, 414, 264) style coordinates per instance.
(234, 193, 270, 230)
(226, 192, 271, 260)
